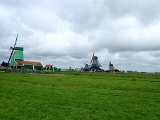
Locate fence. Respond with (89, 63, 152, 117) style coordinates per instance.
(4, 69, 48, 74)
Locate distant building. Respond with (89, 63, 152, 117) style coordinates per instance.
(44, 64, 61, 71)
(0, 61, 9, 67)
(45, 64, 53, 70)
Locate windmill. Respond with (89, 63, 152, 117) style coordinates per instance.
(90, 52, 101, 67)
(109, 61, 114, 70)
(8, 34, 24, 68)
(84, 52, 103, 71)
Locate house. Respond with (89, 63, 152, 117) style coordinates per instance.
(15, 59, 43, 70)
(45, 64, 53, 70)
(44, 64, 61, 71)
(0, 61, 9, 67)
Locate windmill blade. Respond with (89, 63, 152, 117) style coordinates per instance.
(8, 50, 14, 63)
(10, 46, 14, 50)
(93, 51, 95, 56)
(90, 51, 95, 64)
(90, 58, 92, 64)
(14, 34, 18, 48)
(8, 34, 18, 64)
(98, 60, 102, 67)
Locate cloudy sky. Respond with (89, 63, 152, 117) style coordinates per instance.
(0, 0, 160, 72)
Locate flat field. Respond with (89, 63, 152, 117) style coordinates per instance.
(0, 72, 160, 120)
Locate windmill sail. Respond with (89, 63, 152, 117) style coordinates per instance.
(8, 50, 14, 63)
(90, 51, 95, 64)
(14, 34, 18, 48)
(8, 34, 18, 63)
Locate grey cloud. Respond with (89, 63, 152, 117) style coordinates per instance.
(51, 0, 108, 33)
(106, 0, 160, 24)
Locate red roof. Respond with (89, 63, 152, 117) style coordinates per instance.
(45, 64, 52, 68)
(15, 59, 42, 66)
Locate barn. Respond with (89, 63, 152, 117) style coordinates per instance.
(15, 59, 43, 70)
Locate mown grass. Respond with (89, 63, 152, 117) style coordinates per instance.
(0, 72, 160, 120)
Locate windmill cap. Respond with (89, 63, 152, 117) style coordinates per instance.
(13, 47, 23, 51)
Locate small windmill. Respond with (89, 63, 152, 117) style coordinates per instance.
(84, 52, 103, 71)
(8, 34, 24, 68)
(90, 52, 101, 67)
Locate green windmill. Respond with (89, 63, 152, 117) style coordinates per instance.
(8, 34, 24, 69)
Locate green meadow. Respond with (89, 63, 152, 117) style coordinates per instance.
(0, 72, 160, 120)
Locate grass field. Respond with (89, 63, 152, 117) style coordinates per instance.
(0, 72, 160, 120)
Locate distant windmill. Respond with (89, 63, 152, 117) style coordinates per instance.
(84, 52, 103, 71)
(8, 34, 24, 68)
(90, 51, 101, 67)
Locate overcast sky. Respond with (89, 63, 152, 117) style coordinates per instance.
(0, 0, 160, 72)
